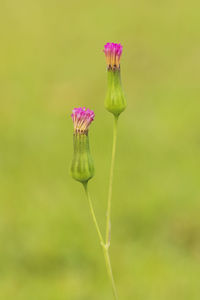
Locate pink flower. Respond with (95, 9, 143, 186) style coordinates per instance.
(71, 107, 95, 133)
(103, 43, 123, 69)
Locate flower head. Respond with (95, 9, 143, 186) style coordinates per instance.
(104, 43, 123, 70)
(71, 107, 95, 133)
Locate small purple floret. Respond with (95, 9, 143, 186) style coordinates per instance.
(71, 107, 95, 133)
(104, 43, 123, 56)
(103, 43, 123, 69)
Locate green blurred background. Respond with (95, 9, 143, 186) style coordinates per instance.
(0, 0, 200, 299)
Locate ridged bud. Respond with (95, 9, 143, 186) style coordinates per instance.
(103, 43, 127, 117)
(71, 132, 94, 183)
(70, 107, 95, 183)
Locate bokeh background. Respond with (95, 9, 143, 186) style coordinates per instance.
(1, 0, 200, 299)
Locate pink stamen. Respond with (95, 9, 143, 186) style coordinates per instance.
(71, 107, 95, 133)
(103, 42, 123, 69)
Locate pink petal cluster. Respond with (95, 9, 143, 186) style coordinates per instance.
(104, 43, 123, 69)
(71, 107, 95, 133)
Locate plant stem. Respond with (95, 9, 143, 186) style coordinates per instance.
(83, 182, 104, 247)
(106, 116, 118, 246)
(83, 182, 118, 300)
(103, 246, 119, 300)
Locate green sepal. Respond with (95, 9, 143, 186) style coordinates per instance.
(105, 68, 127, 117)
(70, 132, 94, 183)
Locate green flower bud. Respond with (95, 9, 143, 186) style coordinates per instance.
(70, 132, 94, 183)
(70, 107, 95, 183)
(105, 68, 127, 117)
(103, 43, 127, 117)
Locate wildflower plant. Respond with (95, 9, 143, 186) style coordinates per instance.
(70, 43, 126, 300)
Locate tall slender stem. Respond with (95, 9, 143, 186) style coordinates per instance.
(103, 247, 119, 299)
(106, 116, 118, 245)
(83, 182, 104, 246)
(83, 182, 118, 300)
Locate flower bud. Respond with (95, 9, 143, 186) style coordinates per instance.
(103, 43, 127, 117)
(70, 107, 95, 183)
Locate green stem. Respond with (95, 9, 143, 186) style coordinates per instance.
(106, 116, 118, 246)
(83, 182, 104, 246)
(83, 182, 118, 300)
(103, 247, 119, 300)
